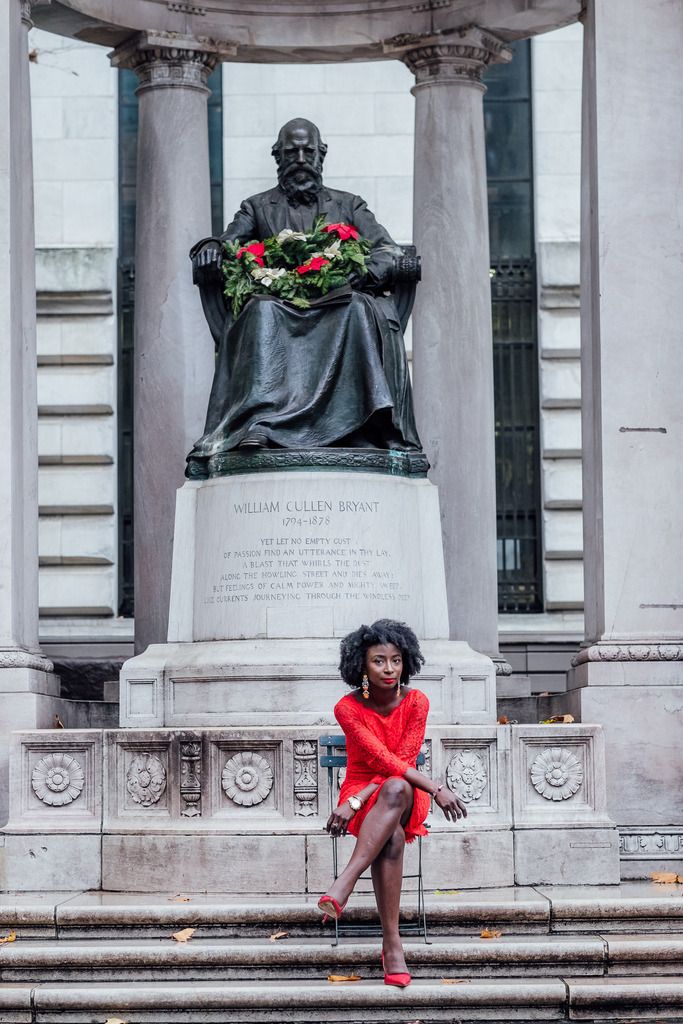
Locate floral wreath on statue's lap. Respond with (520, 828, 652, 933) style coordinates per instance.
(221, 217, 371, 316)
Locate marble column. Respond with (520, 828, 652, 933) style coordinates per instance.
(111, 34, 220, 653)
(403, 33, 511, 669)
(569, 0, 683, 864)
(0, 0, 62, 823)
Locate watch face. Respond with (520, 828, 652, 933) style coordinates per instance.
(348, 796, 361, 811)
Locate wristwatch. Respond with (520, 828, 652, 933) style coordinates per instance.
(347, 794, 363, 813)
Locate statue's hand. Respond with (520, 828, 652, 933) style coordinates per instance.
(192, 245, 223, 286)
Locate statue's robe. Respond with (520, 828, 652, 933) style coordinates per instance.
(188, 186, 421, 462)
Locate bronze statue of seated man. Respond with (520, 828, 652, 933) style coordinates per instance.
(187, 118, 422, 477)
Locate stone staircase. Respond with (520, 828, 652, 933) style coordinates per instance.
(2, 883, 683, 1021)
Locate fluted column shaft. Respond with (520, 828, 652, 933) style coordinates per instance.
(111, 34, 218, 653)
(404, 32, 510, 662)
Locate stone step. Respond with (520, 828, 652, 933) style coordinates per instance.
(2, 976, 683, 1023)
(4, 883, 683, 942)
(3, 933, 683, 984)
(0, 935, 608, 982)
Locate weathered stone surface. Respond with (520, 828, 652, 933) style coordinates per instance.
(2, 833, 101, 891)
(102, 833, 307, 893)
(119, 640, 496, 728)
(538, 882, 683, 933)
(0, 934, 606, 983)
(566, 976, 683, 1020)
(514, 827, 620, 886)
(29, 976, 568, 1022)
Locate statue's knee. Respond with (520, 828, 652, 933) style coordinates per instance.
(380, 777, 412, 809)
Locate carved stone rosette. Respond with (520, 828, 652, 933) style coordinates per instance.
(32, 753, 84, 807)
(446, 749, 488, 803)
(222, 751, 273, 807)
(293, 740, 318, 817)
(126, 752, 167, 807)
(180, 740, 202, 817)
(402, 30, 511, 90)
(530, 748, 583, 801)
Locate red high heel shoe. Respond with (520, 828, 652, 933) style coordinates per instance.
(317, 894, 347, 923)
(381, 950, 411, 988)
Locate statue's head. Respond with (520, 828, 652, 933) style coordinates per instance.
(272, 118, 327, 204)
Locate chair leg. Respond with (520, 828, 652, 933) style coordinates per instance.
(417, 836, 430, 944)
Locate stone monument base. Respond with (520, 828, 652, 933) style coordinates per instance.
(1, 724, 619, 891)
(119, 638, 496, 730)
(568, 654, 683, 879)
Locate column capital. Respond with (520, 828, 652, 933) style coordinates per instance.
(402, 28, 511, 91)
(109, 31, 235, 93)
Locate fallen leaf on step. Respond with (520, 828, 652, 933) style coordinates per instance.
(441, 978, 469, 984)
(0, 931, 16, 945)
(434, 889, 461, 896)
(168, 895, 192, 903)
(497, 715, 509, 725)
(53, 715, 65, 729)
(270, 930, 290, 941)
(540, 714, 575, 724)
(651, 871, 680, 884)
(171, 927, 196, 942)
(480, 928, 502, 939)
(327, 974, 361, 983)
(103, 1018, 128, 1024)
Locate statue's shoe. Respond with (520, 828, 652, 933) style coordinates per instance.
(237, 432, 269, 449)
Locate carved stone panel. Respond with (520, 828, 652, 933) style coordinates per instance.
(14, 733, 101, 830)
(446, 748, 488, 804)
(180, 740, 202, 817)
(511, 725, 612, 828)
(293, 740, 318, 817)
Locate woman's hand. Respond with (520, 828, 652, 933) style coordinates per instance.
(325, 801, 356, 836)
(434, 786, 468, 822)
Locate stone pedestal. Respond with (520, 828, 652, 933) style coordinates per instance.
(110, 33, 225, 653)
(568, 0, 683, 877)
(2, 723, 618, 892)
(120, 471, 497, 728)
(0, 0, 64, 825)
(404, 31, 511, 674)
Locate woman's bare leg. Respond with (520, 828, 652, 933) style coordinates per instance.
(371, 825, 408, 974)
(325, 778, 413, 907)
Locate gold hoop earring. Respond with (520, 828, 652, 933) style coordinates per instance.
(361, 675, 370, 699)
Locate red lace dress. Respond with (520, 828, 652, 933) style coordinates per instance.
(335, 687, 430, 843)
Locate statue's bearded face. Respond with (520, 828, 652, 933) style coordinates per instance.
(275, 125, 325, 204)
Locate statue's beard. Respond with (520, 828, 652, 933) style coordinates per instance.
(277, 163, 323, 205)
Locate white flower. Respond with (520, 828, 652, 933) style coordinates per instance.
(276, 228, 308, 244)
(251, 266, 287, 287)
(323, 239, 342, 260)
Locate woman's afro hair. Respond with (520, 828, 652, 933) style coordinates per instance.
(338, 619, 425, 688)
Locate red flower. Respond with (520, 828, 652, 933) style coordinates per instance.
(237, 241, 265, 267)
(296, 256, 330, 275)
(323, 223, 359, 241)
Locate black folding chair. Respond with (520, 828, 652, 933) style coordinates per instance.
(319, 734, 430, 946)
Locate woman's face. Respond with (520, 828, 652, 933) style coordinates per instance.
(365, 643, 403, 691)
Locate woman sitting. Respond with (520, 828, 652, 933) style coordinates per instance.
(318, 619, 467, 987)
